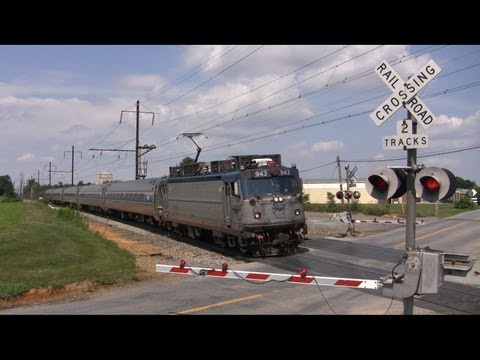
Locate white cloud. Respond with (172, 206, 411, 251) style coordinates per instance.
(182, 45, 427, 95)
(16, 153, 54, 163)
(17, 153, 36, 162)
(119, 74, 167, 89)
(311, 140, 344, 152)
(426, 110, 480, 151)
(0, 71, 92, 97)
(1, 45, 479, 185)
(285, 140, 312, 159)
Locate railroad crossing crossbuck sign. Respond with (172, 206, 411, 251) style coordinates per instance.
(370, 59, 441, 129)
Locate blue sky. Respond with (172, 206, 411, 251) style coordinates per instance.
(1, 45, 479, 189)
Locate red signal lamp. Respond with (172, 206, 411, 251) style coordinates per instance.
(415, 167, 456, 202)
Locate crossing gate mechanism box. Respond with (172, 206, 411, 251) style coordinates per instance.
(417, 250, 443, 294)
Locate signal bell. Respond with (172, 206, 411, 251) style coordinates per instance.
(415, 167, 456, 202)
(366, 167, 407, 200)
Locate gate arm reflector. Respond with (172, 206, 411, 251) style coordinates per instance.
(156, 264, 382, 290)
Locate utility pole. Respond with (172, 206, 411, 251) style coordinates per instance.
(90, 100, 155, 180)
(19, 172, 24, 199)
(404, 109, 416, 315)
(64, 146, 82, 186)
(344, 164, 358, 236)
(48, 167, 71, 185)
(136, 101, 140, 180)
(32, 171, 47, 185)
(336, 155, 344, 204)
(44, 162, 57, 186)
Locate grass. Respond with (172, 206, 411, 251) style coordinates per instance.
(305, 202, 477, 218)
(0, 202, 138, 299)
(0, 201, 26, 231)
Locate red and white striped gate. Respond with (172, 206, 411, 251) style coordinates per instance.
(156, 262, 381, 290)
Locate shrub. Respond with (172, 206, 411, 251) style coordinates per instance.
(454, 197, 475, 209)
(0, 195, 20, 203)
(362, 204, 390, 216)
(325, 192, 337, 212)
(56, 207, 84, 227)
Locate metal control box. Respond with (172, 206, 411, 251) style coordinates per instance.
(417, 251, 443, 294)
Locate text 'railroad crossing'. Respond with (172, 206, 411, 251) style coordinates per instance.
(370, 59, 441, 129)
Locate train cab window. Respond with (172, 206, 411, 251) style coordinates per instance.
(247, 177, 297, 196)
(232, 181, 240, 197)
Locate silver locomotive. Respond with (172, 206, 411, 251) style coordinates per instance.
(45, 154, 307, 256)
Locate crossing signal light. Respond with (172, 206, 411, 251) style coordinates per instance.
(366, 167, 407, 200)
(415, 167, 456, 202)
(336, 190, 361, 200)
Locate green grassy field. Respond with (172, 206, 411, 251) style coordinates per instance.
(0, 201, 138, 299)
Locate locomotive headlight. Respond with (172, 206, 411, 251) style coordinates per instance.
(294, 209, 301, 216)
(278, 196, 284, 202)
(254, 212, 262, 219)
(273, 196, 279, 202)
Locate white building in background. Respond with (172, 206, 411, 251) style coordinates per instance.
(97, 171, 113, 184)
(302, 179, 382, 204)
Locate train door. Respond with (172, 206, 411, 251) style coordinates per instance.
(223, 180, 241, 228)
(101, 184, 107, 212)
(223, 182, 232, 227)
(155, 182, 167, 219)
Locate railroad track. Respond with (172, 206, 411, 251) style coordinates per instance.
(258, 239, 480, 315)
(81, 210, 480, 314)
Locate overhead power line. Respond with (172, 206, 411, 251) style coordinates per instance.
(151, 45, 265, 113)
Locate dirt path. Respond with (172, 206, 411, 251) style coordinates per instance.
(86, 220, 164, 281)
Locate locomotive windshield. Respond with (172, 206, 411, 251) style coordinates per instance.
(247, 176, 301, 196)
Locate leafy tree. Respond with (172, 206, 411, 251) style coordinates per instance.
(23, 179, 42, 199)
(179, 156, 195, 166)
(455, 176, 476, 189)
(302, 193, 310, 204)
(325, 192, 337, 212)
(0, 175, 15, 197)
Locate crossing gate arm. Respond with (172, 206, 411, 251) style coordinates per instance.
(155, 264, 382, 290)
(354, 219, 425, 225)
